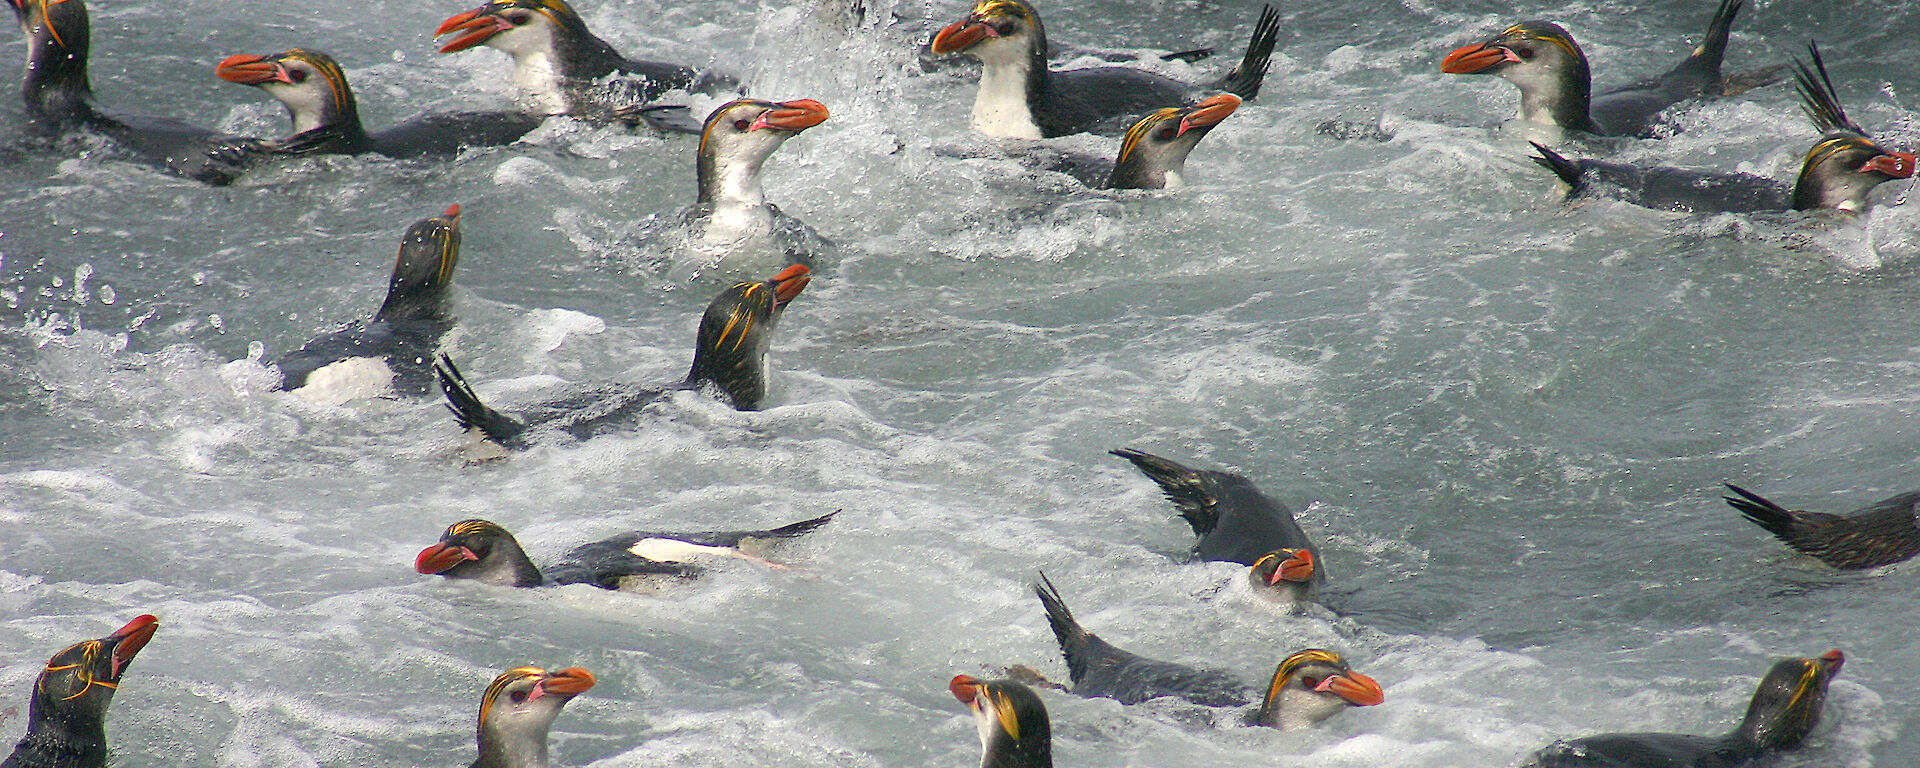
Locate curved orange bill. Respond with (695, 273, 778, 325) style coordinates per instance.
(930, 19, 994, 55)
(1862, 152, 1916, 178)
(1440, 42, 1515, 74)
(1818, 649, 1845, 674)
(1316, 671, 1384, 706)
(540, 667, 597, 695)
(437, 8, 510, 53)
(1180, 94, 1241, 135)
(415, 542, 477, 574)
(216, 54, 287, 84)
(754, 99, 830, 132)
(949, 674, 982, 703)
(769, 264, 811, 306)
(109, 614, 160, 676)
(440, 203, 463, 221)
(1273, 549, 1315, 584)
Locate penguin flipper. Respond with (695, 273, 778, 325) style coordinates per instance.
(434, 354, 530, 447)
(1529, 142, 1587, 195)
(614, 104, 705, 135)
(1034, 572, 1095, 685)
(1111, 448, 1221, 538)
(547, 543, 701, 589)
(1210, 4, 1280, 101)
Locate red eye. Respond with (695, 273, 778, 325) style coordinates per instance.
(1302, 677, 1322, 688)
(733, 119, 751, 131)
(288, 69, 308, 83)
(1515, 46, 1534, 59)
(507, 12, 530, 25)
(1155, 127, 1177, 141)
(510, 690, 528, 703)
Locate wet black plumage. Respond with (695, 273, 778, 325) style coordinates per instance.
(1725, 484, 1920, 570)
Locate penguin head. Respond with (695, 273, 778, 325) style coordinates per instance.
(216, 49, 357, 134)
(376, 205, 463, 323)
(930, 0, 1045, 65)
(436, 0, 579, 58)
(1108, 94, 1240, 190)
(416, 519, 541, 587)
(1440, 21, 1590, 98)
(1246, 547, 1316, 604)
(475, 666, 595, 767)
(25, 614, 159, 729)
(1250, 649, 1383, 730)
(696, 99, 830, 205)
(1794, 133, 1916, 212)
(1736, 649, 1842, 751)
(950, 675, 1052, 768)
(686, 264, 810, 410)
(7, 0, 88, 57)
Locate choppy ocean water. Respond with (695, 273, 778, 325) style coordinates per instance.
(2, 0, 1918, 765)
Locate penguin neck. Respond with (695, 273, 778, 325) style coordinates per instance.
(685, 338, 769, 409)
(473, 719, 552, 768)
(506, 48, 570, 114)
(372, 286, 452, 325)
(1792, 161, 1872, 213)
(11, 697, 110, 768)
(1510, 60, 1595, 133)
(454, 539, 545, 587)
(969, 35, 1048, 139)
(20, 14, 97, 123)
(697, 148, 773, 220)
(1108, 146, 1189, 190)
(980, 726, 1050, 768)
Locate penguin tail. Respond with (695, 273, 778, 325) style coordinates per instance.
(1111, 448, 1221, 537)
(1665, 0, 1742, 93)
(1724, 483, 1808, 542)
(1213, 4, 1280, 101)
(1789, 42, 1863, 136)
(1529, 141, 1587, 195)
(761, 510, 840, 539)
(434, 354, 528, 447)
(1033, 572, 1093, 684)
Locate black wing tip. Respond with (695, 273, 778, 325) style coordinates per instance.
(1528, 142, 1583, 188)
(767, 509, 841, 538)
(1790, 41, 1863, 137)
(1220, 3, 1281, 100)
(1723, 483, 1799, 534)
(434, 353, 524, 444)
(1032, 571, 1083, 640)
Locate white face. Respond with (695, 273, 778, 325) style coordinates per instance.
(483, 9, 559, 61)
(260, 59, 336, 134)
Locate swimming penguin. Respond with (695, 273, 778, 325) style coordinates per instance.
(1725, 484, 1920, 570)
(949, 675, 1052, 768)
(1526, 44, 1915, 214)
(928, 0, 1279, 138)
(467, 666, 595, 768)
(1111, 448, 1324, 605)
(215, 49, 546, 158)
(1524, 650, 1843, 768)
(415, 512, 838, 589)
(434, 263, 810, 449)
(1030, 574, 1382, 725)
(1440, 0, 1779, 139)
(4, 0, 264, 183)
(434, 0, 732, 126)
(269, 205, 463, 404)
(669, 98, 832, 279)
(1018, 94, 1241, 189)
(2, 614, 159, 768)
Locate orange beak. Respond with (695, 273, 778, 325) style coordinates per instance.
(1317, 671, 1385, 707)
(109, 614, 160, 677)
(949, 674, 982, 703)
(1440, 42, 1516, 74)
(1863, 152, 1916, 178)
(1180, 94, 1241, 136)
(539, 667, 597, 695)
(436, 7, 512, 53)
(769, 264, 811, 307)
(415, 542, 477, 574)
(930, 18, 995, 55)
(752, 99, 830, 132)
(215, 54, 289, 85)
(1272, 549, 1315, 584)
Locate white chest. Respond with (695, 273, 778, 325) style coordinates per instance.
(972, 63, 1041, 139)
(288, 357, 395, 406)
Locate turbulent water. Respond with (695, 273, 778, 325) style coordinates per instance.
(3, 0, 1918, 765)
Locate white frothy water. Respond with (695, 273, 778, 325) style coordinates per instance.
(2, 0, 1918, 766)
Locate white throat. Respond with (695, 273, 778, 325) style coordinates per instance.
(489, 25, 568, 114)
(968, 39, 1041, 139)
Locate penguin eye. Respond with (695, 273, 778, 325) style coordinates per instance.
(1155, 126, 1177, 141)
(1514, 46, 1534, 59)
(1302, 676, 1322, 688)
(509, 689, 529, 703)
(287, 69, 308, 84)
(733, 119, 752, 131)
(506, 11, 530, 25)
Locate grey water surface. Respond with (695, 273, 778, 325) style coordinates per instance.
(2, 0, 1918, 765)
